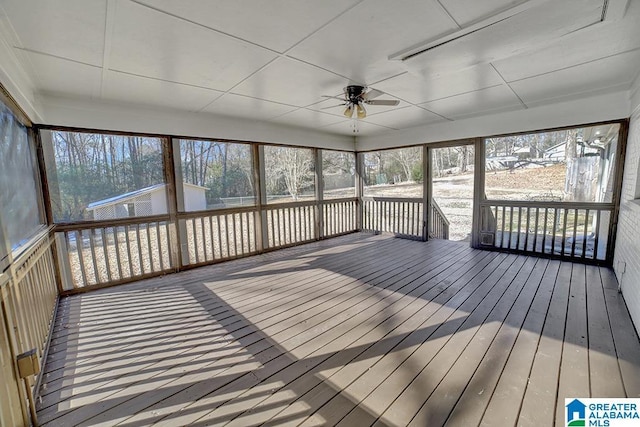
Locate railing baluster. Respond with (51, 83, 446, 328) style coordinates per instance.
(561, 208, 569, 256)
(101, 228, 112, 282)
(232, 213, 238, 255)
(200, 216, 207, 261)
(594, 209, 601, 260)
(192, 218, 200, 264)
(515, 207, 522, 250)
(541, 208, 548, 254)
(582, 209, 590, 259)
(145, 222, 153, 271)
(87, 229, 100, 283)
(507, 207, 514, 249)
(275, 208, 281, 246)
(240, 212, 246, 254)
(532, 207, 539, 252)
(111, 227, 122, 280)
(222, 214, 228, 257)
(75, 230, 88, 287)
(206, 215, 214, 260)
(500, 206, 506, 248)
(524, 207, 530, 251)
(216, 215, 223, 258)
(135, 224, 145, 274)
(571, 208, 578, 257)
(125, 224, 134, 277)
(551, 208, 558, 254)
(155, 222, 165, 270)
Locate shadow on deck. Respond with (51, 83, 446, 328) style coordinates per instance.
(37, 233, 640, 426)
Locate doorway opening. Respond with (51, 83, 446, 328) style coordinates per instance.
(430, 144, 475, 242)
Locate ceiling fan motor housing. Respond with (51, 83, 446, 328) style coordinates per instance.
(346, 85, 366, 103)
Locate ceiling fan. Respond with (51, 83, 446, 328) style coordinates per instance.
(323, 85, 399, 119)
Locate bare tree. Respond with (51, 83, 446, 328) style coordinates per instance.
(389, 147, 421, 181)
(264, 146, 314, 200)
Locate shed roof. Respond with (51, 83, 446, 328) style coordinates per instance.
(86, 183, 206, 210)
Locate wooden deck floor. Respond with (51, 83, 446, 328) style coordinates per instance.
(37, 233, 640, 427)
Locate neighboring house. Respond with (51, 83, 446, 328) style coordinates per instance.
(544, 141, 601, 160)
(86, 183, 207, 220)
(513, 146, 531, 160)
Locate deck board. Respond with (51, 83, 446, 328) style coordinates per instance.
(36, 233, 640, 427)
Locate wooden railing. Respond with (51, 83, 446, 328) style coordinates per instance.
(429, 199, 450, 239)
(323, 198, 358, 237)
(362, 197, 424, 239)
(479, 200, 614, 262)
(1, 231, 59, 426)
(55, 216, 175, 290)
(55, 198, 360, 288)
(181, 208, 257, 266)
(265, 201, 317, 248)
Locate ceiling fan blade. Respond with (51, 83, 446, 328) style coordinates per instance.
(363, 89, 384, 100)
(366, 99, 400, 106)
(320, 103, 346, 110)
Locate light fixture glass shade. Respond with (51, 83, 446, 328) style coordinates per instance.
(343, 104, 354, 118)
(356, 103, 366, 119)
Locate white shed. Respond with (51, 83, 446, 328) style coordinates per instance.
(86, 183, 207, 220)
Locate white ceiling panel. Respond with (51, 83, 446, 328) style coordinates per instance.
(374, 65, 504, 104)
(493, 1, 640, 82)
(133, 0, 361, 53)
(287, 0, 458, 84)
(421, 85, 523, 119)
(203, 93, 298, 120)
(0, 0, 106, 66)
(401, 0, 603, 76)
(364, 106, 446, 129)
(270, 108, 346, 128)
(439, 0, 531, 26)
(232, 58, 348, 107)
(0, 0, 637, 138)
(110, 0, 277, 91)
(509, 50, 640, 105)
(103, 71, 222, 112)
(23, 52, 102, 98)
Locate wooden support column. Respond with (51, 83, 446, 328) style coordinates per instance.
(167, 138, 184, 270)
(253, 145, 268, 251)
(35, 130, 65, 293)
(472, 137, 485, 249)
(314, 149, 324, 240)
(423, 144, 430, 241)
(355, 152, 364, 231)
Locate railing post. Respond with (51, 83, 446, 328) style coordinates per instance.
(356, 152, 364, 231)
(315, 149, 324, 240)
(253, 145, 268, 251)
(472, 137, 485, 248)
(166, 138, 185, 270)
(422, 145, 430, 241)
